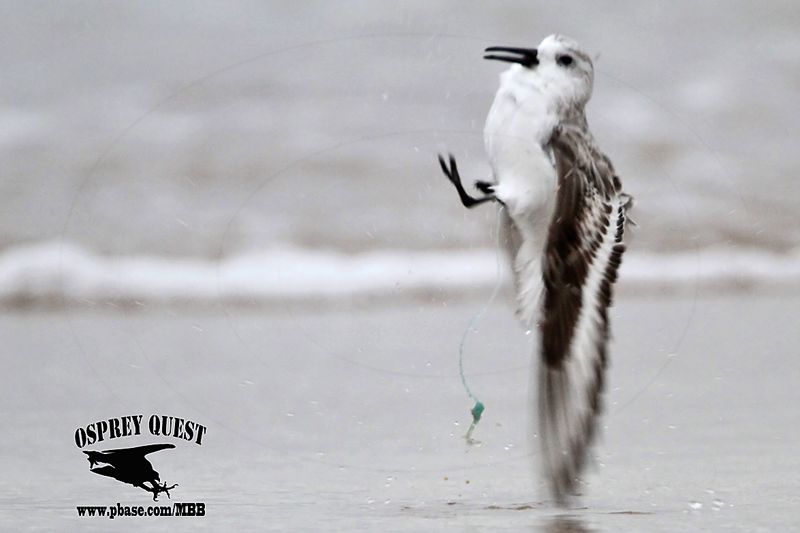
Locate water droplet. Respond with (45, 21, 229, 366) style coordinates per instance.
(285, 412, 294, 417)
(383, 499, 391, 504)
(453, 421, 460, 427)
(688, 501, 703, 510)
(524, 329, 532, 336)
(712, 499, 724, 509)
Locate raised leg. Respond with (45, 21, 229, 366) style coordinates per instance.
(438, 154, 496, 209)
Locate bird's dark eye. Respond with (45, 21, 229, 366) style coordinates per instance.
(557, 54, 574, 67)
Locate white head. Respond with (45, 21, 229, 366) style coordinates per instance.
(485, 34, 594, 115)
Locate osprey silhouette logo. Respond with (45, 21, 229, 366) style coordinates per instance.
(83, 444, 178, 501)
(75, 414, 206, 500)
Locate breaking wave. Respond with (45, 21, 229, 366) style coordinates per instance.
(0, 241, 797, 307)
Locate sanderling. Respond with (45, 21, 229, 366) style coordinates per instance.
(439, 34, 632, 504)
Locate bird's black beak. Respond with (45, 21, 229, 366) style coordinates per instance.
(483, 46, 538, 68)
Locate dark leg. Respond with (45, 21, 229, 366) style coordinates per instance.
(438, 154, 495, 208)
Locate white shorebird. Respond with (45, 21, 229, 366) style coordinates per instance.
(439, 34, 632, 504)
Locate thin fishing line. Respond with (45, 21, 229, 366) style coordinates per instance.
(459, 203, 506, 444)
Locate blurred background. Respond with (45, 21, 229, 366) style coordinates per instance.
(1, 0, 799, 305)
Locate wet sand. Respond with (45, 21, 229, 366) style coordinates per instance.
(1, 291, 798, 531)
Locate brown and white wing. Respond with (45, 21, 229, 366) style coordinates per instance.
(537, 125, 628, 503)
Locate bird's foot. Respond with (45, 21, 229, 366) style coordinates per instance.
(438, 154, 495, 209)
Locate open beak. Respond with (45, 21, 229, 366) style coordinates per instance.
(483, 46, 538, 68)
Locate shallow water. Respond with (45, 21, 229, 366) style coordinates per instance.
(1, 292, 798, 531)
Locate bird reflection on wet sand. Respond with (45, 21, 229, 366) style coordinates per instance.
(544, 515, 593, 533)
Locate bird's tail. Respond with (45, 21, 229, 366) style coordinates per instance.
(537, 360, 604, 505)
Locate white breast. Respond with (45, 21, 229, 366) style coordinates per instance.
(483, 67, 558, 228)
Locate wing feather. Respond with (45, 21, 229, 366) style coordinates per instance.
(537, 124, 628, 503)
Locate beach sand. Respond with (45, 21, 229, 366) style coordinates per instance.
(1, 291, 797, 531)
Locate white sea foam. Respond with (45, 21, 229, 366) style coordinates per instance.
(0, 241, 797, 306)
